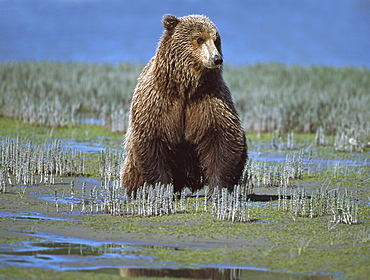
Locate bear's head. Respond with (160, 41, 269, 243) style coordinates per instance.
(162, 14, 223, 70)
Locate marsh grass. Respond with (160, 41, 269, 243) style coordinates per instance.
(1, 62, 369, 148)
(1, 135, 364, 226)
(57, 147, 362, 225)
(0, 137, 84, 189)
(246, 149, 305, 191)
(58, 178, 362, 226)
(0, 62, 142, 130)
(224, 64, 370, 135)
(278, 185, 359, 225)
(51, 148, 307, 222)
(99, 148, 124, 183)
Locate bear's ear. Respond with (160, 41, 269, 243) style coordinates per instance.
(162, 14, 179, 31)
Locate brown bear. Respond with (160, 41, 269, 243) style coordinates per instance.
(121, 14, 247, 195)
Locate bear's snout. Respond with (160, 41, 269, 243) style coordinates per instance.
(213, 55, 223, 66)
(201, 40, 223, 69)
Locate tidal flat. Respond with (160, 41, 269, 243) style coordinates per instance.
(0, 117, 369, 280)
(0, 62, 369, 279)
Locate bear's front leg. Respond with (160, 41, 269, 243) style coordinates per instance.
(121, 132, 175, 195)
(121, 153, 145, 195)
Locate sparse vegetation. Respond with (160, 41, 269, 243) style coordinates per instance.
(0, 137, 84, 190)
(2, 134, 363, 228)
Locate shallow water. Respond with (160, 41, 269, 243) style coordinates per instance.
(59, 139, 107, 154)
(0, 231, 335, 280)
(0, 211, 68, 221)
(0, 233, 151, 271)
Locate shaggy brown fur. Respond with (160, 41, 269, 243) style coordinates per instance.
(121, 14, 247, 194)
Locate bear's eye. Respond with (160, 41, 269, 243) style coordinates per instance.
(197, 37, 205, 45)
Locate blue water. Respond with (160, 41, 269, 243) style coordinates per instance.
(0, 0, 369, 67)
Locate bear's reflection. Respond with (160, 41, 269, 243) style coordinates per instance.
(120, 267, 240, 279)
(120, 267, 335, 280)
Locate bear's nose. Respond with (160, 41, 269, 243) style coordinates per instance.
(213, 55, 223, 65)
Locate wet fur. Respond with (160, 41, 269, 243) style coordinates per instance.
(121, 14, 247, 194)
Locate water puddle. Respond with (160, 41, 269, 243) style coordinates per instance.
(0, 232, 336, 279)
(34, 177, 101, 205)
(250, 149, 369, 166)
(0, 233, 152, 271)
(0, 211, 69, 221)
(59, 139, 107, 154)
(79, 118, 103, 125)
